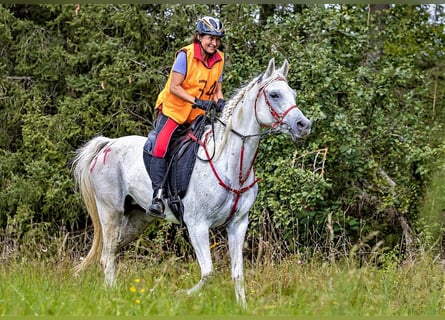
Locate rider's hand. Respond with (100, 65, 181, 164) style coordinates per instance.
(192, 98, 215, 111)
(215, 99, 226, 112)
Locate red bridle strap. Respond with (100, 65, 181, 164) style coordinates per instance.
(254, 77, 298, 129)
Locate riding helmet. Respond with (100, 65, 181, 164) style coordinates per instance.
(196, 16, 225, 37)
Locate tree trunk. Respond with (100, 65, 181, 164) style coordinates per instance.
(259, 4, 275, 26)
(366, 4, 390, 66)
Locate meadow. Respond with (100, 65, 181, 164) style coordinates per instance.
(0, 252, 443, 317)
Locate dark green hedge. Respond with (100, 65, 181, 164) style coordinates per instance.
(1, 4, 444, 260)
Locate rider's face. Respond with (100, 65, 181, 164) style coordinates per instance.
(200, 35, 221, 55)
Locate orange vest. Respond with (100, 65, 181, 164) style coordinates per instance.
(156, 43, 224, 124)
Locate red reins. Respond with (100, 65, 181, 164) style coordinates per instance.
(190, 130, 261, 225)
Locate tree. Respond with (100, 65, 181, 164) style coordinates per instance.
(366, 4, 390, 65)
(0, 4, 443, 262)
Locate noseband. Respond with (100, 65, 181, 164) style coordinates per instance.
(254, 76, 298, 129)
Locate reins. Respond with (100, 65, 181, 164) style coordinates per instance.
(189, 129, 261, 225)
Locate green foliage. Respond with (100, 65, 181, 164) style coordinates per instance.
(245, 4, 445, 255)
(0, 4, 444, 261)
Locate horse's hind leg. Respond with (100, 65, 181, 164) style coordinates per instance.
(97, 203, 121, 286)
(185, 223, 213, 294)
(227, 214, 249, 308)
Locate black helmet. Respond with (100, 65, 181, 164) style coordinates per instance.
(196, 16, 225, 37)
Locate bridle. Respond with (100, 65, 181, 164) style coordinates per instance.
(190, 75, 299, 226)
(254, 76, 298, 129)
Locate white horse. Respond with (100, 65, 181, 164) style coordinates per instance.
(72, 58, 311, 307)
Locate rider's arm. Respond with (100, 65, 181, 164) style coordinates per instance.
(169, 51, 196, 104)
(214, 80, 224, 102)
(170, 72, 196, 105)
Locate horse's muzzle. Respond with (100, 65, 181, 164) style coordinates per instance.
(288, 117, 311, 141)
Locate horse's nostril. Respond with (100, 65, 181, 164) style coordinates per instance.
(297, 119, 311, 130)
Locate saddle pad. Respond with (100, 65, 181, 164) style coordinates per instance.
(169, 138, 198, 198)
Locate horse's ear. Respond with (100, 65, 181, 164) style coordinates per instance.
(264, 58, 275, 79)
(278, 59, 289, 78)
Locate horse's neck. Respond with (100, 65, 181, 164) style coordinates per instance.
(214, 89, 262, 184)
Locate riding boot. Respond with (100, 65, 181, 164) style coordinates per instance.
(146, 156, 167, 219)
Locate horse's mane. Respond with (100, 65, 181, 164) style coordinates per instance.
(220, 74, 262, 123)
(212, 74, 263, 159)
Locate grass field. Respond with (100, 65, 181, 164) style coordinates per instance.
(0, 253, 443, 317)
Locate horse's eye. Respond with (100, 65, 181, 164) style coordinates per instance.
(269, 92, 280, 99)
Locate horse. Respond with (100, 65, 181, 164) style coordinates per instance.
(71, 58, 311, 307)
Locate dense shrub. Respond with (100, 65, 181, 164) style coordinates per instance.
(0, 4, 444, 261)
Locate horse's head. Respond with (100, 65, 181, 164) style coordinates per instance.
(254, 58, 311, 141)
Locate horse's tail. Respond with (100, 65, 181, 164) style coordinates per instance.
(71, 136, 112, 275)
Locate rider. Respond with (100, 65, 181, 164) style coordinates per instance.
(146, 16, 226, 218)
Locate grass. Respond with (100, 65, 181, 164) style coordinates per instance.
(418, 159, 445, 252)
(0, 253, 443, 316)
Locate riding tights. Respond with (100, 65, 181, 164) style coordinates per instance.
(152, 113, 180, 158)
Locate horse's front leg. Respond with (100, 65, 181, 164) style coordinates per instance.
(185, 223, 213, 294)
(227, 213, 249, 308)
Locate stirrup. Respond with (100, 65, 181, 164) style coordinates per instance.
(147, 198, 165, 219)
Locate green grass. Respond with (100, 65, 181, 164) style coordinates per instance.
(418, 159, 445, 252)
(0, 254, 443, 316)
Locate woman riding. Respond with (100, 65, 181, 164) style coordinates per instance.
(146, 16, 226, 218)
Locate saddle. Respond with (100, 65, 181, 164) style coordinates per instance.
(143, 115, 209, 225)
